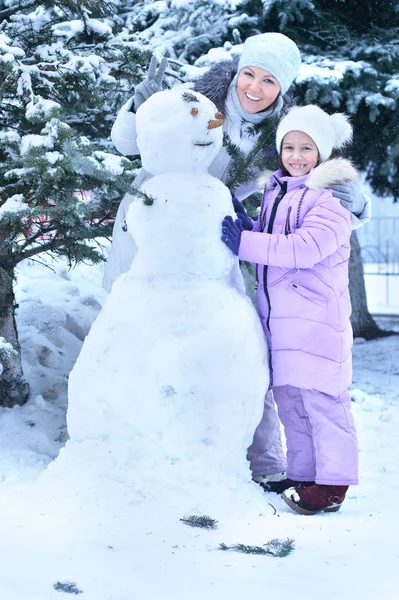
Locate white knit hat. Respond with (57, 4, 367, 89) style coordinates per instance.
(237, 33, 301, 95)
(275, 105, 353, 161)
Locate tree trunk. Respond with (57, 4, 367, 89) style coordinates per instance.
(0, 266, 29, 407)
(349, 230, 392, 340)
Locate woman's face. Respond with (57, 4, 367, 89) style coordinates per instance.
(236, 66, 281, 113)
(281, 131, 319, 176)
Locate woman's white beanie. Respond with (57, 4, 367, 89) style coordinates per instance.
(275, 105, 353, 161)
(237, 32, 301, 95)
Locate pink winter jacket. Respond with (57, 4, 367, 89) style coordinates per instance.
(238, 158, 357, 397)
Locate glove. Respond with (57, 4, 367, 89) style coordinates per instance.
(230, 191, 253, 231)
(329, 181, 365, 217)
(221, 215, 244, 256)
(134, 55, 168, 112)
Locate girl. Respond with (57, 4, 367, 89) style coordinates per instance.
(221, 105, 359, 514)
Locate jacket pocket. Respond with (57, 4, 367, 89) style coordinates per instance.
(267, 268, 298, 289)
(290, 282, 328, 309)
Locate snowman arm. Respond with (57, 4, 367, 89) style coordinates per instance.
(110, 96, 140, 157)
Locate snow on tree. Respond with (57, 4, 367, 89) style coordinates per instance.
(0, 0, 151, 406)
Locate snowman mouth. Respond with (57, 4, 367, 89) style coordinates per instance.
(194, 142, 213, 147)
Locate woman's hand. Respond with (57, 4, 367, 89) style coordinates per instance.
(134, 56, 168, 112)
(329, 181, 365, 217)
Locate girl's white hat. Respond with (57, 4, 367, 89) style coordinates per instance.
(275, 104, 353, 161)
(237, 32, 301, 95)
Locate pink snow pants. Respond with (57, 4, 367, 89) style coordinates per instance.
(273, 385, 359, 486)
(247, 389, 287, 477)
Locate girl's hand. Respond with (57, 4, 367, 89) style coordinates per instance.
(221, 216, 244, 256)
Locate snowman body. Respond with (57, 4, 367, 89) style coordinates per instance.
(67, 90, 269, 491)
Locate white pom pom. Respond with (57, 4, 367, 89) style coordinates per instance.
(330, 113, 353, 148)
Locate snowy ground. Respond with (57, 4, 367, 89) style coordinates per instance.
(0, 256, 398, 600)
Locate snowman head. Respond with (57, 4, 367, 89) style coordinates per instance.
(136, 89, 224, 175)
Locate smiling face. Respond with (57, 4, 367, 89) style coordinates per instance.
(236, 66, 281, 113)
(280, 131, 319, 177)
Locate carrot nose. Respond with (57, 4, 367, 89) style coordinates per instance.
(208, 117, 225, 129)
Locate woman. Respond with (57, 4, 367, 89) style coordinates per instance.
(104, 32, 369, 488)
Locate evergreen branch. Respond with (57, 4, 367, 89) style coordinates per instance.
(181, 91, 200, 103)
(224, 115, 280, 191)
(60, 140, 155, 206)
(219, 537, 295, 558)
(268, 502, 277, 515)
(53, 581, 83, 595)
(13, 239, 68, 265)
(0, 1, 36, 20)
(180, 514, 219, 530)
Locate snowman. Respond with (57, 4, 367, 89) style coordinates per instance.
(66, 89, 269, 501)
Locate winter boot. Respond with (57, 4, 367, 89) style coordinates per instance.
(262, 478, 315, 494)
(282, 483, 349, 515)
(253, 471, 289, 491)
(252, 471, 286, 485)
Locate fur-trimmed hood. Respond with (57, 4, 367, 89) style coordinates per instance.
(257, 158, 358, 191)
(193, 59, 238, 111)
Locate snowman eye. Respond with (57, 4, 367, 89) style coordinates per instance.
(191, 108, 199, 116)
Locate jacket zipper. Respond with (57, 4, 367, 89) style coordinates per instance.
(255, 181, 287, 387)
(284, 206, 292, 236)
(263, 181, 287, 333)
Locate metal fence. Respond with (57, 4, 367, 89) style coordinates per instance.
(357, 216, 399, 310)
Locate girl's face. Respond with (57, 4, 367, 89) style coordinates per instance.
(281, 131, 319, 176)
(236, 66, 281, 113)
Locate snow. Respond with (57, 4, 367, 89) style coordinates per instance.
(20, 133, 53, 155)
(0, 254, 397, 599)
(0, 194, 28, 215)
(0, 33, 25, 60)
(136, 89, 224, 174)
(65, 89, 270, 527)
(1, 90, 398, 600)
(297, 63, 344, 84)
(385, 77, 399, 95)
(91, 152, 126, 175)
(26, 98, 61, 121)
(1, 12, 398, 598)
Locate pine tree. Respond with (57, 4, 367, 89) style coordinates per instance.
(0, 0, 151, 406)
(253, 0, 399, 338)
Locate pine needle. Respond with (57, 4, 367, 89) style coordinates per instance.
(224, 115, 280, 191)
(53, 581, 83, 595)
(219, 537, 295, 557)
(181, 91, 200, 103)
(180, 514, 219, 530)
